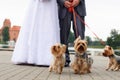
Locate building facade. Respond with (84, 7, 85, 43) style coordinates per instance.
(0, 19, 20, 42)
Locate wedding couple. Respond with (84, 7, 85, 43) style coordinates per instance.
(11, 0, 86, 67)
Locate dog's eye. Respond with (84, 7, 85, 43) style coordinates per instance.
(82, 43, 85, 46)
(109, 47, 111, 50)
(77, 43, 80, 45)
(58, 46, 60, 48)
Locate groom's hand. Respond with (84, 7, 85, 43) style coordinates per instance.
(64, 1, 72, 8)
(72, 0, 80, 7)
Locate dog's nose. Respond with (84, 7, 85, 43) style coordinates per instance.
(103, 53, 107, 57)
(104, 50, 109, 53)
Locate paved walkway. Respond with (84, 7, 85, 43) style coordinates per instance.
(0, 51, 120, 80)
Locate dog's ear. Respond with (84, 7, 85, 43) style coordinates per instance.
(74, 36, 81, 50)
(85, 41, 88, 44)
(51, 45, 56, 54)
(74, 36, 81, 43)
(108, 46, 111, 50)
(78, 36, 81, 40)
(109, 46, 114, 54)
(62, 44, 66, 54)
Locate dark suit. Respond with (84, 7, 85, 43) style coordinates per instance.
(57, 0, 86, 64)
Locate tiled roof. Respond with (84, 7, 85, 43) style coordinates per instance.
(10, 25, 20, 30)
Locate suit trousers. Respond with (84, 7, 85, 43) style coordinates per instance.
(59, 11, 85, 63)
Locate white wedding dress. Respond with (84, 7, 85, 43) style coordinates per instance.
(11, 0, 60, 66)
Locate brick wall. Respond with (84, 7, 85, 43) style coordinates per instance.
(0, 19, 20, 42)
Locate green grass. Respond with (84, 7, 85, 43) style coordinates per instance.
(0, 41, 7, 44)
(88, 45, 104, 49)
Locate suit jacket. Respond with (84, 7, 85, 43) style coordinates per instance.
(57, 0, 86, 19)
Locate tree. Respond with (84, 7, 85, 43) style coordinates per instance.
(107, 29, 120, 49)
(68, 31, 75, 43)
(2, 26, 10, 43)
(85, 36, 92, 45)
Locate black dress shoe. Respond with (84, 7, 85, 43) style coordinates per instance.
(65, 62, 69, 67)
(36, 65, 49, 67)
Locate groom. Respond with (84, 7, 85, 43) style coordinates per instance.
(57, 0, 86, 66)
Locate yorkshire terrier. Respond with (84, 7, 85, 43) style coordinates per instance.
(70, 36, 93, 74)
(102, 45, 120, 71)
(49, 43, 66, 74)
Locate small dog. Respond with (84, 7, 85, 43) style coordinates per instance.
(49, 43, 66, 74)
(102, 45, 120, 71)
(70, 36, 93, 74)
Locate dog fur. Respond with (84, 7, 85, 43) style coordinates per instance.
(102, 45, 120, 71)
(70, 36, 93, 74)
(49, 43, 66, 74)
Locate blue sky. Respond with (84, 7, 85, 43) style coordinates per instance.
(0, 0, 120, 41)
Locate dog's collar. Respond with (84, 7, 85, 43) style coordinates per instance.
(75, 53, 87, 59)
(108, 54, 120, 64)
(108, 54, 115, 58)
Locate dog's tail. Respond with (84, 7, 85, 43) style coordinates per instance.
(87, 57, 93, 65)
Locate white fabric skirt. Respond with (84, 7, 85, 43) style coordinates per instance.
(11, 0, 60, 66)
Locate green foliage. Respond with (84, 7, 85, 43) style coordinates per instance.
(115, 50, 120, 56)
(85, 36, 92, 45)
(107, 29, 120, 49)
(2, 26, 10, 43)
(2, 45, 9, 48)
(68, 31, 75, 43)
(0, 41, 6, 44)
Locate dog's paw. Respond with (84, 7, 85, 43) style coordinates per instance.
(106, 68, 109, 71)
(58, 71, 62, 74)
(87, 69, 91, 73)
(80, 71, 85, 75)
(49, 67, 52, 72)
(73, 69, 79, 74)
(115, 69, 119, 71)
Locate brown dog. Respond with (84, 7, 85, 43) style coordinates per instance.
(102, 45, 120, 71)
(49, 43, 66, 74)
(70, 36, 93, 74)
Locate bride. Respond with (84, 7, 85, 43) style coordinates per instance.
(11, 0, 60, 66)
